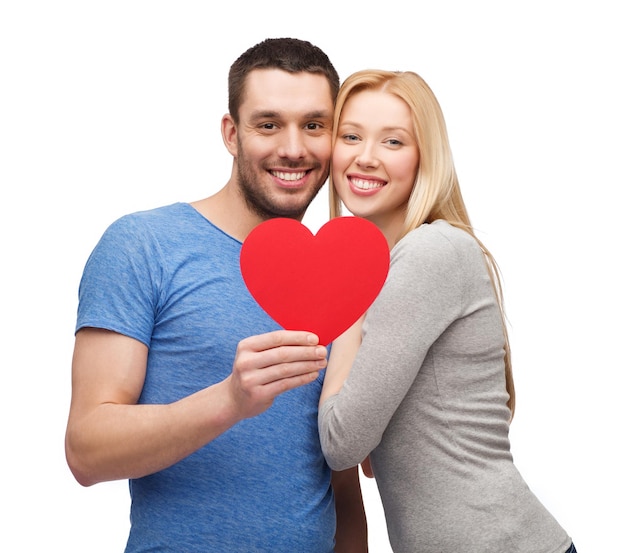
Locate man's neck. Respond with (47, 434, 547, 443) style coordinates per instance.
(190, 181, 264, 242)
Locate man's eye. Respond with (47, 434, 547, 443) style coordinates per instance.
(306, 122, 322, 130)
(261, 123, 276, 130)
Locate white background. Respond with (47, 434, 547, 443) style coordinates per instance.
(1, 1, 624, 551)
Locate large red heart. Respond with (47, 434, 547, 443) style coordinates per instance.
(240, 217, 390, 345)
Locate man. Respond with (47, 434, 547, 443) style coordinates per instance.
(65, 38, 367, 552)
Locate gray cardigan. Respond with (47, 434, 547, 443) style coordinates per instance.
(319, 220, 571, 553)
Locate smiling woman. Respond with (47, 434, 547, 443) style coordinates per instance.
(332, 88, 420, 246)
(318, 69, 576, 553)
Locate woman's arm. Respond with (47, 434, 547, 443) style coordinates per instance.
(321, 316, 375, 480)
(318, 226, 467, 470)
(319, 315, 364, 405)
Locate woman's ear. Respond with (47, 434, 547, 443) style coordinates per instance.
(221, 114, 238, 157)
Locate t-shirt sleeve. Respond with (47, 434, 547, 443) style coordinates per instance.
(318, 225, 470, 470)
(75, 215, 164, 347)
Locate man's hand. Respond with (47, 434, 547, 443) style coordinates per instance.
(66, 328, 326, 485)
(226, 330, 327, 419)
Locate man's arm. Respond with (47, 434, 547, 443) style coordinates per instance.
(332, 467, 368, 552)
(65, 327, 327, 486)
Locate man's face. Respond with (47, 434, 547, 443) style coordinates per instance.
(232, 69, 334, 220)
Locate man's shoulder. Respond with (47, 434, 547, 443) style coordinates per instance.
(107, 202, 204, 238)
(117, 202, 188, 225)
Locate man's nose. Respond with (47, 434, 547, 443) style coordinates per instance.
(276, 127, 307, 159)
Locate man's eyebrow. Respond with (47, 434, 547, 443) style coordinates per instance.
(303, 110, 333, 119)
(249, 109, 332, 121)
(249, 110, 280, 121)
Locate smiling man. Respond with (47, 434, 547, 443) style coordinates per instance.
(65, 38, 367, 552)
(202, 66, 333, 234)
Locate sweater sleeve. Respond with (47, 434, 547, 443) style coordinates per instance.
(318, 223, 471, 470)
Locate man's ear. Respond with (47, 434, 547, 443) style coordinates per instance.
(221, 114, 238, 157)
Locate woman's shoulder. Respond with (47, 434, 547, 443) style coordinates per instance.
(397, 220, 473, 250)
(393, 220, 483, 271)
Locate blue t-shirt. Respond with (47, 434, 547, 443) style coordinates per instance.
(76, 203, 335, 552)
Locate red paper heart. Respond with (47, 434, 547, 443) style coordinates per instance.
(240, 217, 390, 345)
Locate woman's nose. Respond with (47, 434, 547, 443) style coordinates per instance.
(355, 144, 379, 169)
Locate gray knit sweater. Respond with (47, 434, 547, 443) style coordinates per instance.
(319, 220, 571, 553)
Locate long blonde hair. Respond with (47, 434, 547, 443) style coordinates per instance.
(330, 70, 515, 418)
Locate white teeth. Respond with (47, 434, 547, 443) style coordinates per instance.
(272, 170, 306, 181)
(351, 177, 385, 190)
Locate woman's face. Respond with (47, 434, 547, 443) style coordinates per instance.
(332, 89, 420, 233)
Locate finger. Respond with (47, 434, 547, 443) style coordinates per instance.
(263, 354, 327, 382)
(240, 330, 321, 353)
(257, 369, 321, 398)
(237, 343, 328, 374)
(238, 354, 327, 390)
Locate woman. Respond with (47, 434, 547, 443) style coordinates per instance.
(318, 70, 575, 553)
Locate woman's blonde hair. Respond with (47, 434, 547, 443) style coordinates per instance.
(330, 70, 515, 418)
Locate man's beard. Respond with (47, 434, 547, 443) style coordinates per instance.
(236, 140, 327, 221)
